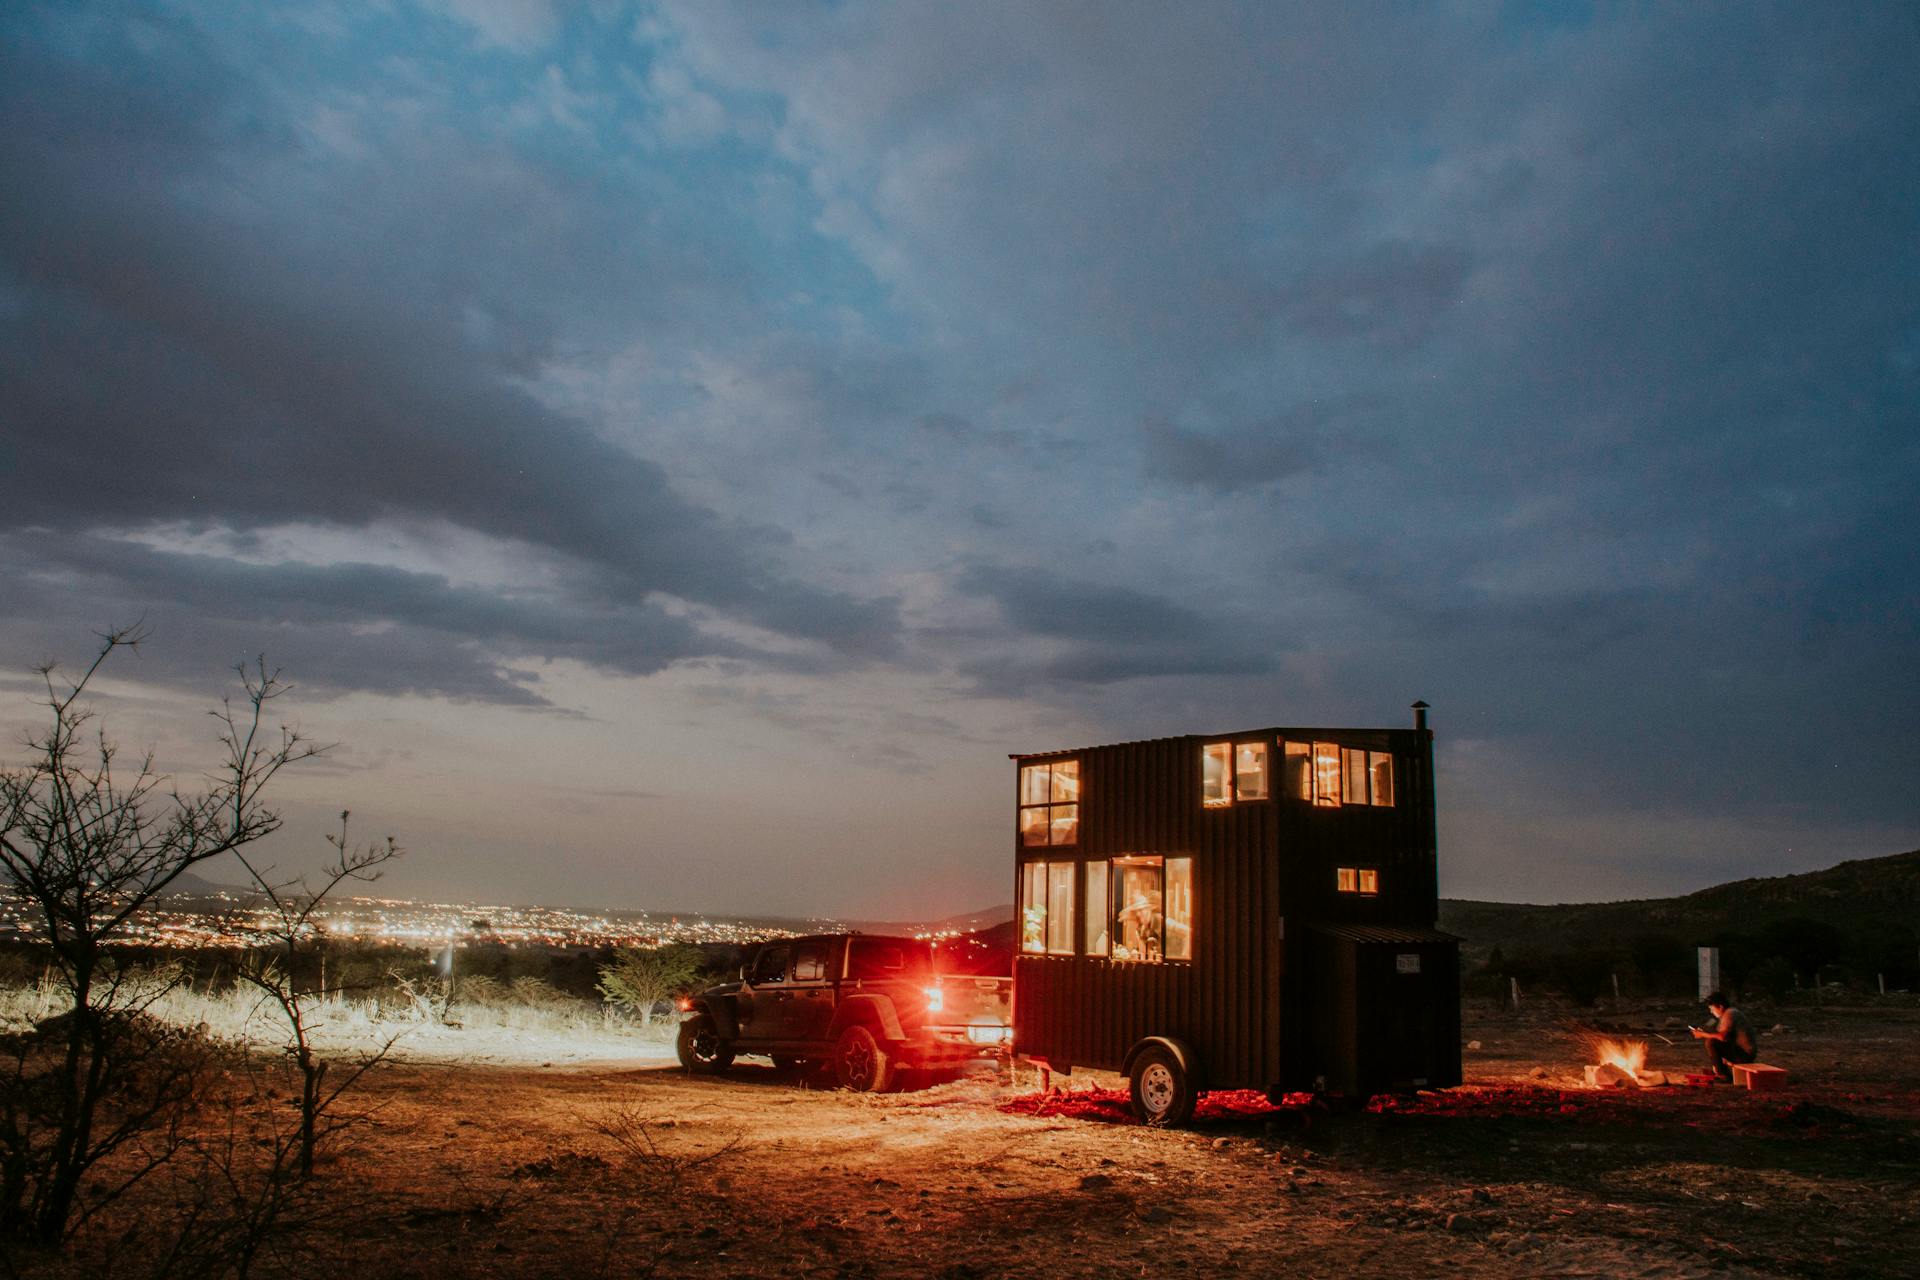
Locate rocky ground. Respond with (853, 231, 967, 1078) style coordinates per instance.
(20, 1000, 1920, 1278)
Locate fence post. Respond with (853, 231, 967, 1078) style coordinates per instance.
(1510, 977, 1521, 1009)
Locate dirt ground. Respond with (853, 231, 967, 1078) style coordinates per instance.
(33, 1000, 1920, 1278)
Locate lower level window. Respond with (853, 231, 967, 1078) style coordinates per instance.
(1020, 860, 1078, 955)
(1108, 855, 1193, 962)
(1336, 867, 1379, 895)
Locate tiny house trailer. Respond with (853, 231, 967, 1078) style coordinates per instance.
(1010, 703, 1460, 1124)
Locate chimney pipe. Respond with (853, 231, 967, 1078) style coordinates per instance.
(1412, 700, 1429, 731)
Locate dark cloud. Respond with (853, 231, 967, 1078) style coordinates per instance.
(0, 4, 902, 683)
(953, 562, 1275, 691)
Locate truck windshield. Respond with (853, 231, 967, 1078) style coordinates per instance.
(847, 938, 934, 980)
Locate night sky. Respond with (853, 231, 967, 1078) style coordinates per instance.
(2, 2, 1915, 919)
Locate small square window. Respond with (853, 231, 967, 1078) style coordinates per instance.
(1337, 867, 1379, 895)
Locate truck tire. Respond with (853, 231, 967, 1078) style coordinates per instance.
(1128, 1046, 1197, 1126)
(677, 1013, 734, 1074)
(834, 1025, 896, 1093)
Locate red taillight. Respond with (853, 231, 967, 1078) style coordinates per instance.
(923, 985, 944, 1012)
(676, 997, 693, 1012)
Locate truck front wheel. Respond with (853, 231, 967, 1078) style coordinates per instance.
(1128, 1046, 1197, 1126)
(834, 1025, 896, 1093)
(677, 1013, 734, 1074)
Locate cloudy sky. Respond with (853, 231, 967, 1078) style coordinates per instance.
(2, 1, 1914, 919)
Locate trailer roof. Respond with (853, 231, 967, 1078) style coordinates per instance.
(1007, 724, 1415, 760)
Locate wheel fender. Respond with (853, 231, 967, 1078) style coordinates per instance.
(828, 994, 906, 1043)
(691, 998, 739, 1040)
(1122, 1036, 1200, 1088)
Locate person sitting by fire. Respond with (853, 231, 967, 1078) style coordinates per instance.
(1690, 991, 1758, 1081)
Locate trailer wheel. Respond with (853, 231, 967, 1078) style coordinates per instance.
(1128, 1046, 1197, 1126)
(676, 1013, 733, 1074)
(835, 1025, 896, 1092)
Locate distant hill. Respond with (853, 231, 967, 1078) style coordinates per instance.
(1439, 848, 1920, 956)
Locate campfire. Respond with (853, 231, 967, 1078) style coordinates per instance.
(1581, 1035, 1673, 1088)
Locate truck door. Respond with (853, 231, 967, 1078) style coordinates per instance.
(783, 938, 838, 1043)
(736, 944, 790, 1043)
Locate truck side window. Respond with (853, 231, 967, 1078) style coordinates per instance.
(792, 945, 826, 982)
(750, 946, 789, 985)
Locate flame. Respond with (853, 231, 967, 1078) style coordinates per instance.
(1594, 1036, 1647, 1079)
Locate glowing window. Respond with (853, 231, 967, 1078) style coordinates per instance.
(1201, 743, 1232, 808)
(1018, 759, 1080, 846)
(1336, 867, 1379, 895)
(1343, 748, 1370, 804)
(1312, 743, 1342, 807)
(1084, 860, 1110, 957)
(1283, 741, 1312, 800)
(1203, 741, 1270, 808)
(1020, 859, 1078, 956)
(1109, 855, 1194, 963)
(1369, 752, 1394, 806)
(1235, 742, 1268, 801)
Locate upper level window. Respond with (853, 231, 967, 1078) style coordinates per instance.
(1369, 752, 1395, 806)
(1201, 741, 1269, 808)
(1019, 759, 1081, 846)
(1108, 855, 1193, 962)
(1341, 748, 1396, 806)
(1283, 741, 1312, 800)
(1020, 859, 1078, 955)
(1337, 867, 1379, 895)
(1313, 743, 1342, 807)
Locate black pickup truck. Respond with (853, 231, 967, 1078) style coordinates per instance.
(676, 933, 1012, 1091)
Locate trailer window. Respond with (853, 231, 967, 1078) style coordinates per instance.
(1313, 743, 1342, 807)
(1018, 759, 1081, 846)
(1203, 741, 1269, 807)
(1235, 742, 1268, 800)
(1283, 741, 1312, 800)
(1084, 860, 1109, 956)
(1337, 867, 1379, 895)
(1343, 748, 1369, 804)
(1201, 743, 1232, 808)
(1369, 752, 1395, 806)
(1109, 855, 1193, 962)
(1020, 860, 1078, 956)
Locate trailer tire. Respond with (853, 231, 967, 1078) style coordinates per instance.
(1128, 1046, 1197, 1126)
(835, 1025, 896, 1093)
(676, 1013, 733, 1074)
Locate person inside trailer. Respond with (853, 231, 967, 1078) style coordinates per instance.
(1115, 887, 1163, 962)
(1690, 991, 1758, 1081)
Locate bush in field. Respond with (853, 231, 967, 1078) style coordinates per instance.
(0, 628, 319, 1246)
(597, 946, 706, 1026)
